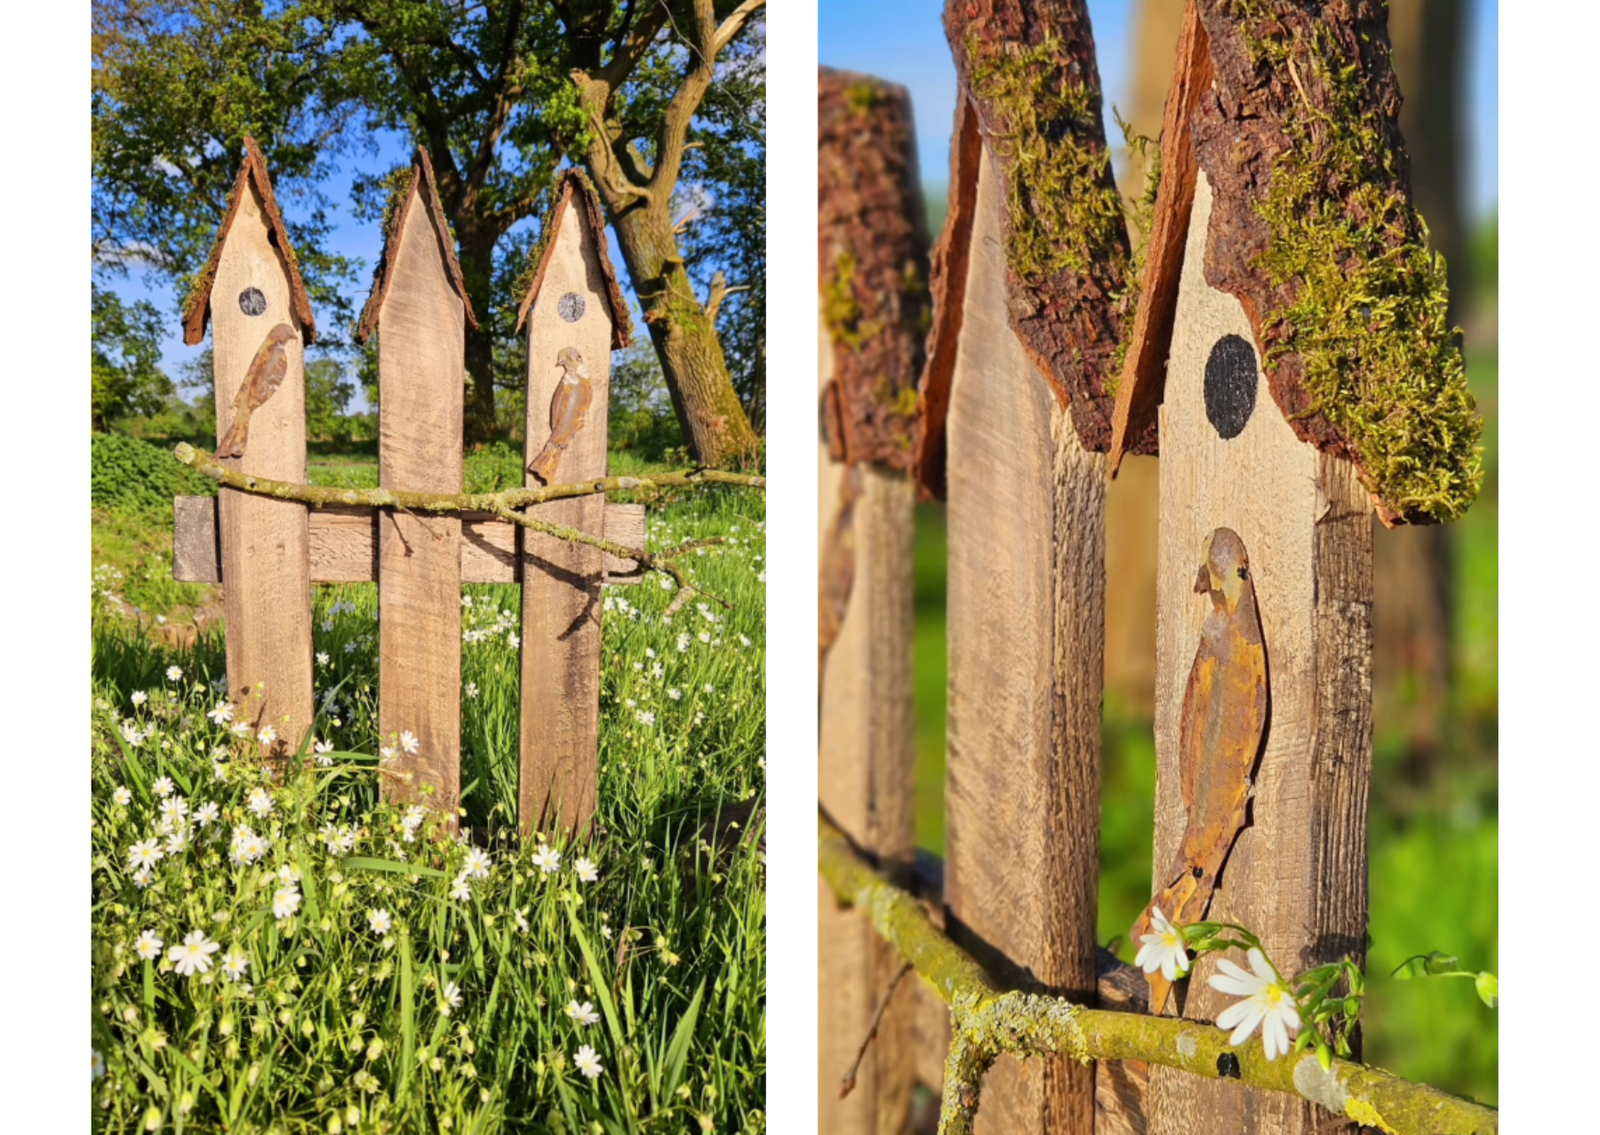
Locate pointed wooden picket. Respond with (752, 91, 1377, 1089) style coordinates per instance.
(355, 149, 477, 816)
(181, 136, 316, 754)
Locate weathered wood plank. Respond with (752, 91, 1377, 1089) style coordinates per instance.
(174, 499, 645, 585)
(943, 147, 1103, 1135)
(1146, 174, 1371, 1135)
(372, 171, 466, 815)
(817, 308, 918, 1135)
(211, 176, 314, 752)
(518, 191, 614, 836)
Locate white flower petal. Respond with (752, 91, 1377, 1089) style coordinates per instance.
(1227, 1005, 1264, 1049)
(1215, 1000, 1252, 1031)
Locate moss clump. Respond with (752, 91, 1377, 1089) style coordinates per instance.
(844, 80, 878, 116)
(966, 33, 1128, 285)
(1235, 9, 1482, 522)
(824, 252, 880, 349)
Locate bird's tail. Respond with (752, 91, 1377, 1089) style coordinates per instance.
(528, 442, 563, 485)
(1131, 862, 1208, 1015)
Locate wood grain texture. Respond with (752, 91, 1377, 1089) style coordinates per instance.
(174, 500, 645, 585)
(519, 194, 615, 836)
(1146, 175, 1371, 1135)
(817, 297, 918, 1135)
(373, 176, 467, 814)
(943, 147, 1102, 1135)
(211, 177, 314, 752)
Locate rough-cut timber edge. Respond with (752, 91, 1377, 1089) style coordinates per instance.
(914, 93, 981, 500)
(1107, 0, 1212, 475)
(1113, 0, 1481, 525)
(818, 811, 1499, 1135)
(941, 0, 1151, 456)
(354, 147, 479, 344)
(182, 136, 317, 347)
(514, 169, 632, 348)
(817, 67, 932, 472)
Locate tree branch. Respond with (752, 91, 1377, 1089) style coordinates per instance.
(817, 811, 1498, 1135)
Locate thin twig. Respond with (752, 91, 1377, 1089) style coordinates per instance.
(839, 961, 915, 1099)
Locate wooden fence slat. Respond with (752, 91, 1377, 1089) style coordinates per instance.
(942, 146, 1103, 1135)
(174, 499, 646, 585)
(518, 188, 615, 836)
(208, 171, 314, 751)
(368, 162, 468, 815)
(1145, 175, 1372, 1135)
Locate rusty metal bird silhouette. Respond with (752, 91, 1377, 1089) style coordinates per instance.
(216, 323, 296, 460)
(527, 346, 594, 485)
(1132, 526, 1269, 1014)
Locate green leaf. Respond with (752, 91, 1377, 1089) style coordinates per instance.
(1475, 971, 1498, 1008)
(343, 856, 448, 880)
(661, 980, 705, 1102)
(399, 924, 415, 1091)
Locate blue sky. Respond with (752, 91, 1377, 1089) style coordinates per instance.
(818, 0, 1499, 221)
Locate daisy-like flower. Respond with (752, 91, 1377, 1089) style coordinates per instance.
(676, 633, 691, 653)
(212, 760, 229, 783)
(367, 908, 393, 936)
(92, 1049, 106, 1081)
(247, 788, 274, 817)
(636, 710, 656, 727)
(134, 929, 163, 961)
(128, 838, 164, 872)
(531, 845, 561, 874)
(1209, 947, 1301, 1061)
(450, 875, 472, 901)
(231, 721, 252, 738)
(220, 948, 249, 982)
(164, 827, 189, 855)
(166, 666, 183, 682)
(207, 702, 234, 725)
(1133, 907, 1190, 982)
(316, 652, 330, 666)
(230, 826, 268, 866)
(193, 801, 220, 828)
(112, 786, 132, 807)
(273, 884, 302, 920)
(158, 795, 188, 825)
(565, 1000, 600, 1027)
(573, 1044, 603, 1080)
(667, 688, 682, 701)
(167, 930, 221, 977)
(440, 981, 463, 1015)
(465, 682, 479, 699)
(379, 745, 397, 764)
(132, 866, 154, 890)
(121, 722, 146, 748)
(131, 690, 148, 707)
(278, 863, 302, 883)
(697, 631, 711, 644)
(257, 725, 277, 747)
(461, 847, 492, 880)
(574, 857, 599, 884)
(508, 632, 521, 649)
(514, 909, 530, 934)
(400, 730, 420, 755)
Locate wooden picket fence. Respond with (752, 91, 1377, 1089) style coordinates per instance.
(171, 139, 638, 836)
(818, 34, 1383, 1135)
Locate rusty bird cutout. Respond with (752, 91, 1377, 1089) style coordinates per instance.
(1133, 527, 1269, 1014)
(216, 323, 296, 460)
(527, 346, 594, 485)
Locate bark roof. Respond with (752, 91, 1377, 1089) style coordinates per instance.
(514, 168, 631, 350)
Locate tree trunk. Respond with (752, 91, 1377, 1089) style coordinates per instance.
(1373, 0, 1466, 769)
(457, 227, 500, 445)
(605, 194, 761, 467)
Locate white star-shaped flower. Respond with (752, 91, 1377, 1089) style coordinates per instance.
(1134, 906, 1190, 982)
(1209, 947, 1301, 1061)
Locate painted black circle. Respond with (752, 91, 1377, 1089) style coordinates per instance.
(1203, 333, 1258, 440)
(239, 287, 267, 317)
(557, 292, 586, 323)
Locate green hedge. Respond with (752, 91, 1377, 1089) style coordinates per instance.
(91, 432, 215, 513)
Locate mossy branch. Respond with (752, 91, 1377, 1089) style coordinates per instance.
(818, 811, 1497, 1135)
(173, 442, 762, 608)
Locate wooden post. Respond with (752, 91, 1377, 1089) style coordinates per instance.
(942, 145, 1104, 1135)
(355, 149, 476, 815)
(816, 68, 926, 1134)
(181, 138, 316, 752)
(515, 171, 632, 836)
(1145, 174, 1372, 1135)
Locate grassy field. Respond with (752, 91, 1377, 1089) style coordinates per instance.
(908, 349, 1499, 1105)
(90, 438, 767, 1133)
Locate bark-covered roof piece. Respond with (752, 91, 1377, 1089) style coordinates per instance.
(818, 67, 932, 472)
(514, 168, 631, 350)
(1109, 0, 1483, 526)
(181, 136, 317, 347)
(932, 0, 1147, 458)
(354, 148, 479, 345)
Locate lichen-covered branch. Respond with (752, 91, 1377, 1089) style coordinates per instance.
(818, 811, 1497, 1135)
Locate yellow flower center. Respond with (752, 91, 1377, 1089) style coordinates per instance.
(1161, 930, 1180, 949)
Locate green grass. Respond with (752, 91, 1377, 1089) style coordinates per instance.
(90, 453, 767, 1133)
(907, 350, 1498, 1105)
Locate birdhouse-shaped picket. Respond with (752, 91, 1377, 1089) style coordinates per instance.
(181, 136, 317, 750)
(912, 2, 1140, 1129)
(513, 168, 632, 835)
(355, 148, 479, 816)
(1101, 3, 1483, 1131)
